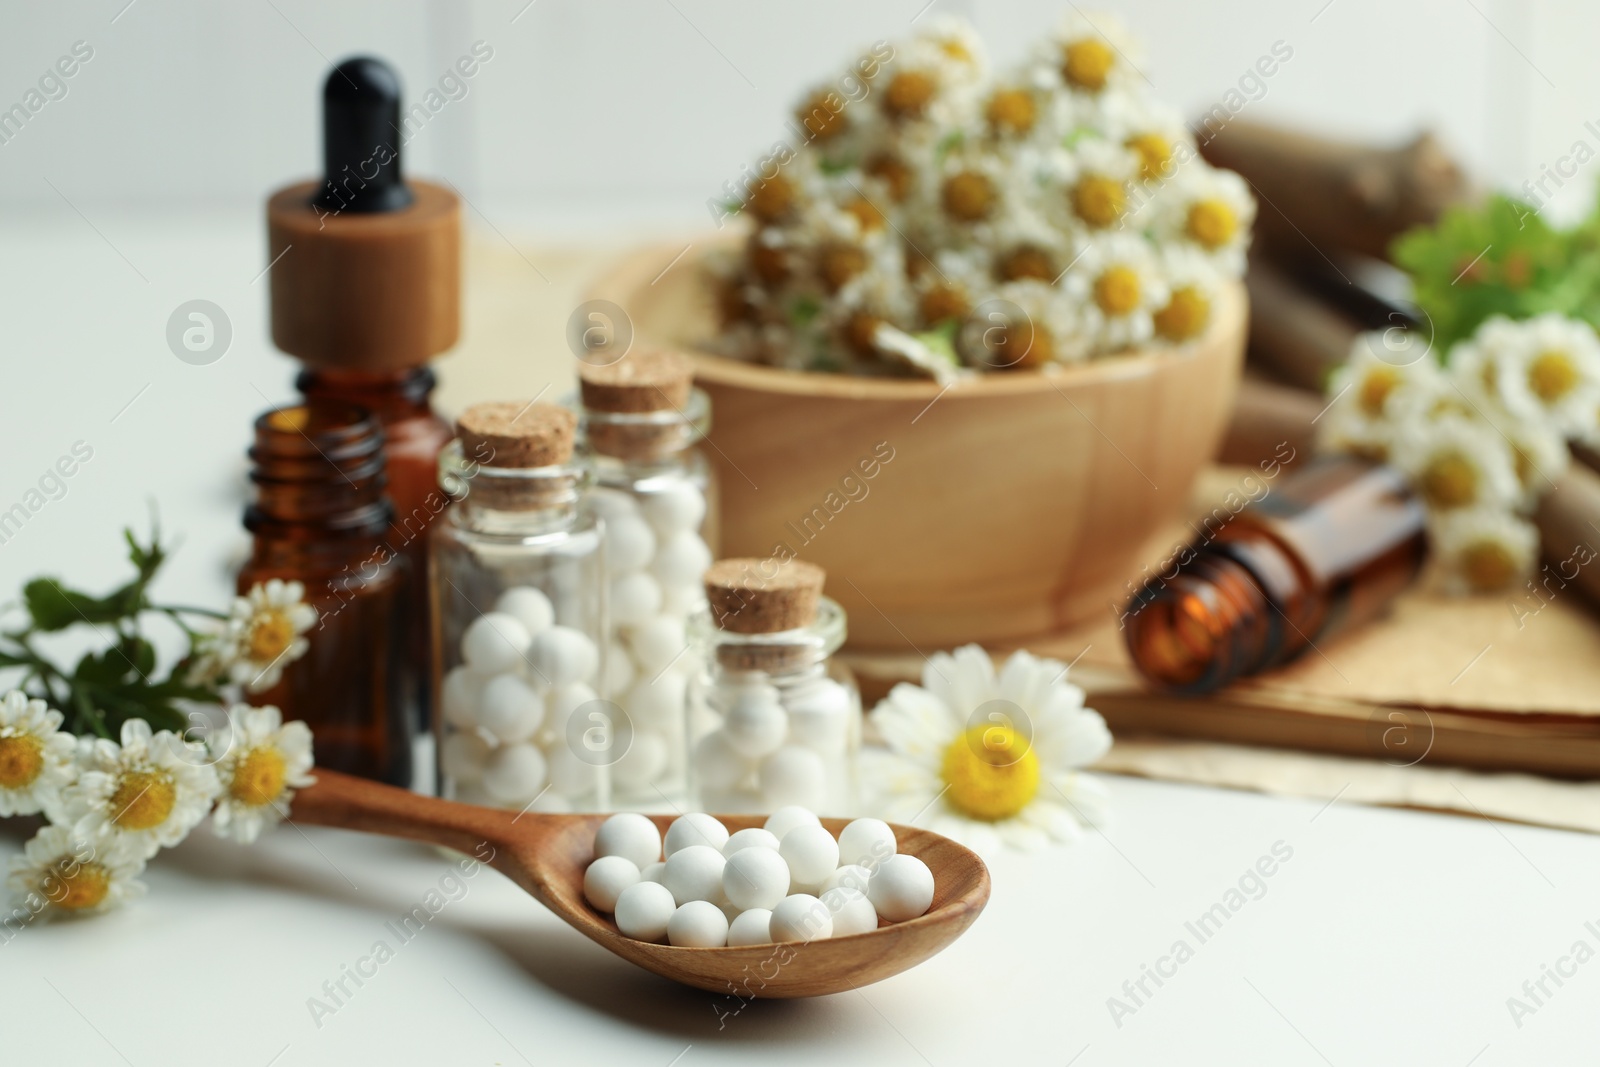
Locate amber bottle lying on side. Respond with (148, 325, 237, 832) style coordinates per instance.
(1123, 456, 1428, 694)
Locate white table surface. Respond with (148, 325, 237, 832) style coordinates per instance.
(2, 214, 1597, 1066)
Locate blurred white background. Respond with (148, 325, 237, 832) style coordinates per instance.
(0, 0, 1592, 600)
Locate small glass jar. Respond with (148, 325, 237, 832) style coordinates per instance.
(431, 402, 617, 811)
(687, 593, 861, 815)
(572, 354, 719, 806)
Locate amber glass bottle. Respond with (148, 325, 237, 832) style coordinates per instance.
(238, 403, 413, 785)
(298, 366, 453, 726)
(1123, 457, 1428, 694)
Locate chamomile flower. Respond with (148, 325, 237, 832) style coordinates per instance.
(1497, 417, 1570, 511)
(65, 718, 219, 858)
(1430, 508, 1539, 594)
(224, 579, 318, 693)
(1042, 11, 1144, 105)
(1492, 313, 1600, 438)
(0, 690, 75, 819)
(1101, 95, 1195, 186)
(1392, 414, 1521, 515)
(6, 825, 147, 918)
(1151, 247, 1222, 344)
(864, 645, 1112, 855)
(1062, 233, 1169, 353)
(958, 279, 1085, 369)
(1047, 137, 1141, 233)
(1317, 334, 1444, 461)
(1157, 165, 1255, 275)
(211, 704, 315, 844)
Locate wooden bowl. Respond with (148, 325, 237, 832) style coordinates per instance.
(589, 240, 1247, 651)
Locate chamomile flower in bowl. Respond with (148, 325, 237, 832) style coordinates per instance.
(65, 719, 219, 859)
(6, 825, 148, 918)
(211, 704, 315, 844)
(1157, 164, 1256, 275)
(1151, 247, 1222, 344)
(0, 690, 76, 819)
(1063, 232, 1169, 352)
(1044, 11, 1144, 109)
(865, 645, 1112, 855)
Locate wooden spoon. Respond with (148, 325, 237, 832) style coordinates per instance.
(290, 770, 990, 998)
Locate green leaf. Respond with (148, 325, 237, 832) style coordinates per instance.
(788, 296, 822, 327)
(911, 321, 961, 368)
(24, 578, 118, 631)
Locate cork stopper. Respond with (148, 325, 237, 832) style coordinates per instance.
(457, 402, 576, 469)
(578, 348, 694, 413)
(705, 557, 825, 634)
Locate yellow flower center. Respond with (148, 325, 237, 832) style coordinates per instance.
(919, 285, 969, 326)
(1072, 175, 1127, 228)
(746, 174, 797, 224)
(986, 88, 1036, 134)
(817, 243, 868, 293)
(1419, 452, 1480, 510)
(866, 153, 912, 203)
(940, 39, 974, 64)
(1154, 286, 1211, 341)
(941, 725, 1040, 821)
(1062, 38, 1114, 91)
(48, 859, 112, 911)
(1127, 132, 1174, 182)
(942, 171, 997, 222)
(1461, 540, 1518, 592)
(0, 734, 44, 790)
(1094, 265, 1142, 316)
(1529, 350, 1579, 402)
(247, 610, 296, 663)
(996, 245, 1055, 283)
(1187, 198, 1238, 249)
(109, 769, 177, 831)
(843, 197, 885, 234)
(883, 70, 937, 120)
(231, 746, 289, 807)
(796, 92, 847, 142)
(1358, 366, 1402, 416)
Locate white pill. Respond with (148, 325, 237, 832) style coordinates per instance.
(482, 743, 547, 803)
(528, 626, 599, 689)
(641, 861, 666, 884)
(821, 887, 878, 937)
(603, 640, 636, 695)
(659, 581, 707, 618)
(780, 824, 840, 887)
(495, 586, 554, 635)
(868, 854, 935, 922)
(760, 747, 827, 811)
(723, 845, 791, 911)
(727, 908, 774, 947)
(667, 900, 730, 947)
(546, 742, 600, 797)
(611, 571, 663, 627)
(694, 731, 751, 792)
(476, 673, 545, 743)
(440, 730, 490, 785)
(604, 514, 657, 573)
(612, 731, 668, 790)
(614, 880, 675, 941)
(441, 667, 488, 729)
(650, 531, 714, 588)
(640, 483, 706, 536)
(583, 855, 640, 912)
(723, 688, 788, 758)
(623, 672, 687, 728)
(822, 864, 873, 895)
(460, 612, 531, 675)
(763, 805, 822, 842)
(588, 487, 640, 522)
(838, 818, 897, 869)
(769, 894, 833, 943)
(547, 682, 600, 728)
(665, 812, 730, 856)
(663, 844, 726, 905)
(723, 827, 781, 856)
(594, 812, 662, 869)
(627, 616, 686, 675)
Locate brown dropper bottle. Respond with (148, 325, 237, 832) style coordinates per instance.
(238, 404, 412, 785)
(265, 56, 460, 728)
(1122, 456, 1428, 694)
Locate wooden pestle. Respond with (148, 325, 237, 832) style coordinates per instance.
(1201, 120, 1472, 264)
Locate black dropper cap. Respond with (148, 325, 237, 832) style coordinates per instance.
(313, 56, 413, 215)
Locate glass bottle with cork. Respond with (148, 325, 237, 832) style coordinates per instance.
(1123, 456, 1428, 693)
(265, 56, 460, 728)
(237, 403, 412, 785)
(688, 558, 860, 815)
(571, 347, 717, 805)
(432, 402, 615, 811)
